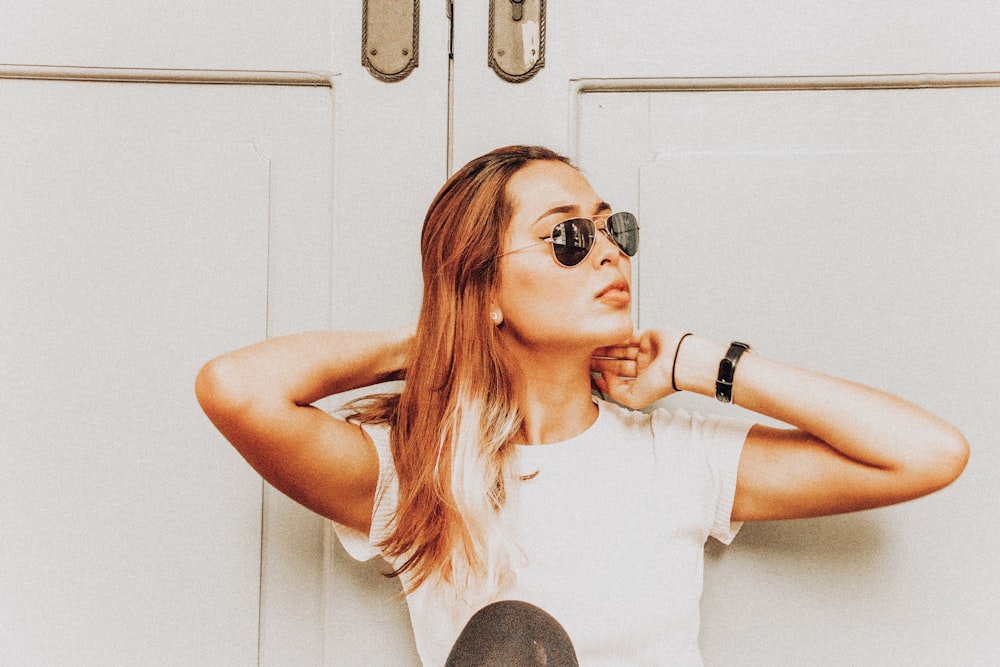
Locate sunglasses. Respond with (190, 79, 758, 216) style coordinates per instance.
(500, 211, 640, 267)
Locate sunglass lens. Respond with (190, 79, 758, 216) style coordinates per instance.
(607, 212, 639, 256)
(551, 218, 596, 266)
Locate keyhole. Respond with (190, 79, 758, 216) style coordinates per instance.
(510, 0, 524, 22)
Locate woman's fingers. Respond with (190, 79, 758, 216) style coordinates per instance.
(590, 355, 636, 378)
(591, 343, 639, 381)
(591, 343, 639, 360)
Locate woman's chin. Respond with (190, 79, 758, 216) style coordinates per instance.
(596, 318, 635, 346)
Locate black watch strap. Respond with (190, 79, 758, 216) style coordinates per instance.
(716, 341, 751, 403)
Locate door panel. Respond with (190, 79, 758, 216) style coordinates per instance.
(0, 77, 339, 665)
(0, 1, 331, 70)
(453, 3, 1000, 664)
(644, 149, 998, 665)
(0, 138, 268, 665)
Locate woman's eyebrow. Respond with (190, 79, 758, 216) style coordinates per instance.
(532, 204, 577, 224)
(532, 201, 613, 225)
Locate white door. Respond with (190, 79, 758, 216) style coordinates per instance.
(0, 3, 447, 665)
(446, 2, 1000, 665)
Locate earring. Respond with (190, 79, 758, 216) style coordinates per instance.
(490, 311, 503, 326)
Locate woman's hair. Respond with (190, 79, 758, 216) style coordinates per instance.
(348, 145, 573, 602)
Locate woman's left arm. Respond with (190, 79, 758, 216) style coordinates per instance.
(593, 330, 970, 521)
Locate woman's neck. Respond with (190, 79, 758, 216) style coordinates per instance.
(510, 351, 599, 445)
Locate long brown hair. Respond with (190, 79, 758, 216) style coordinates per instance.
(348, 146, 572, 600)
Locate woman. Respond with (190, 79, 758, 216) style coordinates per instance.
(195, 146, 969, 665)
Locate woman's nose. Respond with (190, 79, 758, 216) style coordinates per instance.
(592, 228, 623, 265)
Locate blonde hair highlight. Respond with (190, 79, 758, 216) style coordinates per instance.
(348, 146, 572, 602)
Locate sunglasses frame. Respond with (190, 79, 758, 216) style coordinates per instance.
(499, 211, 639, 268)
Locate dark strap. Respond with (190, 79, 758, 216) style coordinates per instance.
(716, 341, 751, 403)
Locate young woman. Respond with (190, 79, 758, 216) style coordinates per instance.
(195, 145, 969, 666)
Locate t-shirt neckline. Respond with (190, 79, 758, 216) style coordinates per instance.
(514, 397, 606, 451)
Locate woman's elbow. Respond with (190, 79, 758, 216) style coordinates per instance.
(939, 426, 971, 486)
(195, 356, 253, 424)
(913, 425, 970, 495)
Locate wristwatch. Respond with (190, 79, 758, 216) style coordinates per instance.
(716, 341, 751, 403)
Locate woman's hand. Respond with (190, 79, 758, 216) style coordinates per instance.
(590, 328, 690, 410)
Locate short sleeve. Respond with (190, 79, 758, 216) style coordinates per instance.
(330, 421, 399, 562)
(699, 414, 751, 543)
(651, 408, 751, 545)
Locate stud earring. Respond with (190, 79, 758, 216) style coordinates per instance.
(490, 311, 503, 325)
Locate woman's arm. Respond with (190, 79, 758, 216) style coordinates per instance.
(592, 330, 969, 521)
(194, 328, 412, 532)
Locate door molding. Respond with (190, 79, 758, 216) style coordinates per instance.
(569, 71, 1000, 158)
(0, 63, 333, 86)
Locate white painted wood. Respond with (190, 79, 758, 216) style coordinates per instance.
(452, 3, 1000, 664)
(311, 4, 450, 666)
(2, 0, 449, 662)
(10, 2, 998, 665)
(0, 1, 332, 71)
(0, 76, 342, 665)
(451, 2, 1000, 162)
(0, 137, 268, 665)
(577, 87, 1000, 663)
(638, 148, 998, 665)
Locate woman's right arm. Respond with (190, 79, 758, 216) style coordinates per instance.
(194, 328, 412, 532)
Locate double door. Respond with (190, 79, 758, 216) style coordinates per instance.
(2, 2, 997, 665)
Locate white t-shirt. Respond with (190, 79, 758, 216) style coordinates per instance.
(335, 398, 751, 666)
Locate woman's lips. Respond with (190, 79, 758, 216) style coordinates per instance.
(596, 281, 631, 306)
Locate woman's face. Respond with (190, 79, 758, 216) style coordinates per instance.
(494, 160, 634, 352)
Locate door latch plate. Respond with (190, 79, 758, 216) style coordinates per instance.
(489, 0, 546, 82)
(362, 0, 419, 82)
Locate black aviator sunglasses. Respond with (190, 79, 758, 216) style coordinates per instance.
(498, 212, 640, 267)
